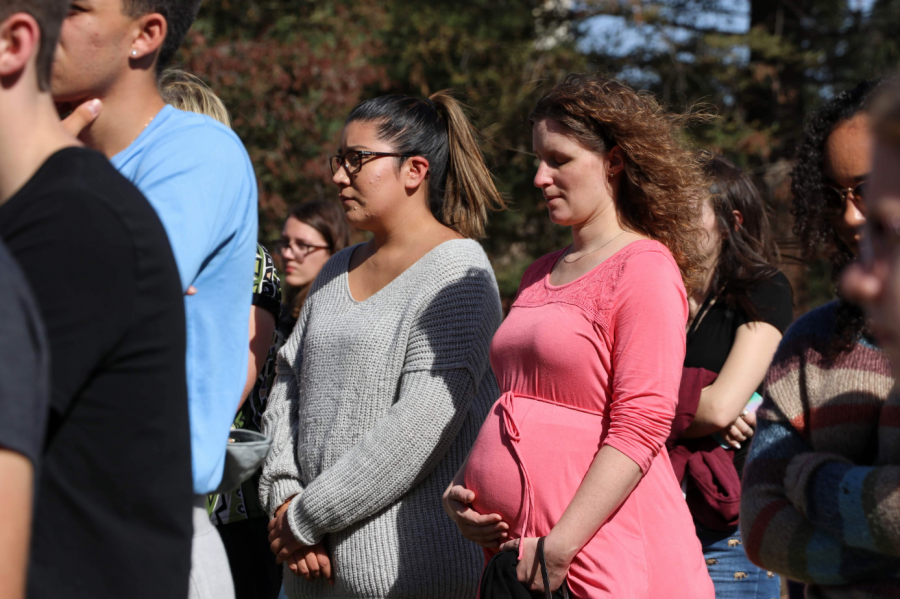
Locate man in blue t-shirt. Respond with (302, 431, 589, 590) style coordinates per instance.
(50, 1, 257, 596)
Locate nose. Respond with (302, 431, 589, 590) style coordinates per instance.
(332, 164, 350, 187)
(841, 261, 885, 307)
(842, 196, 867, 230)
(533, 162, 552, 188)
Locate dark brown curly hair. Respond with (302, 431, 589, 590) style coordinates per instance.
(790, 79, 880, 354)
(529, 74, 708, 292)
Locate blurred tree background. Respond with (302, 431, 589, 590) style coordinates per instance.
(176, 0, 900, 312)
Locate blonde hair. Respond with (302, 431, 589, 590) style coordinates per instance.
(158, 68, 231, 127)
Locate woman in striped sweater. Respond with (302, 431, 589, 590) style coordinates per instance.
(740, 80, 900, 598)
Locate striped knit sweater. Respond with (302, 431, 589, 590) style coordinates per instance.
(741, 300, 900, 597)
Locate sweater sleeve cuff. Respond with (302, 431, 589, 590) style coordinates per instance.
(784, 452, 852, 517)
(267, 478, 305, 518)
(287, 495, 324, 546)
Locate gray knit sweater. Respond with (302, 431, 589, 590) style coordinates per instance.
(259, 239, 502, 599)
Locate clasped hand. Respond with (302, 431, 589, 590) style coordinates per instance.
(269, 500, 334, 584)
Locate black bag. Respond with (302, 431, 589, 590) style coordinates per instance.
(479, 537, 571, 599)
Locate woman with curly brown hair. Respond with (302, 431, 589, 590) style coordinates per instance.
(443, 75, 714, 599)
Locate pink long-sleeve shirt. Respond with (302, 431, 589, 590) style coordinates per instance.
(466, 240, 713, 599)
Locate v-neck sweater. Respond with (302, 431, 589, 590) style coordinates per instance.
(259, 239, 502, 599)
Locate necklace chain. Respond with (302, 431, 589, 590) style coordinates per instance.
(563, 230, 628, 263)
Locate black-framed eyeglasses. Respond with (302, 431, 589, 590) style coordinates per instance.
(828, 180, 867, 214)
(330, 150, 414, 175)
(276, 237, 329, 259)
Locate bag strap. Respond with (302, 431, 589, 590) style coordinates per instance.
(537, 537, 569, 599)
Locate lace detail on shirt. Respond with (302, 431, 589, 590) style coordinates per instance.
(512, 240, 673, 329)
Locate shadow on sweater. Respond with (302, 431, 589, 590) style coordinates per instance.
(390, 266, 501, 598)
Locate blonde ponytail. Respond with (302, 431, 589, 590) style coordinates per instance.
(429, 91, 507, 239)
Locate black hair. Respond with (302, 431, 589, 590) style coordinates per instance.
(122, 0, 200, 71)
(345, 91, 505, 239)
(0, 0, 67, 91)
(790, 79, 880, 354)
(705, 156, 781, 319)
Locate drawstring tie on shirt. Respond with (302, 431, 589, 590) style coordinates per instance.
(498, 391, 535, 560)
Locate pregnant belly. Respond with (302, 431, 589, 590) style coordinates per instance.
(464, 395, 607, 538)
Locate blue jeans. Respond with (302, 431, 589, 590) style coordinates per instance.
(696, 524, 780, 599)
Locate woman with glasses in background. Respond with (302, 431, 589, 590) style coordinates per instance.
(740, 80, 897, 598)
(259, 91, 505, 599)
(276, 201, 350, 341)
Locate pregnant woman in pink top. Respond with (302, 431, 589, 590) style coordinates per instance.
(443, 75, 715, 598)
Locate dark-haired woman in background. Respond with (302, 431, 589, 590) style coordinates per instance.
(259, 91, 505, 599)
(669, 156, 792, 598)
(277, 201, 350, 340)
(741, 80, 898, 597)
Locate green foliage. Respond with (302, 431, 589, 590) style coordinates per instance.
(178, 0, 900, 310)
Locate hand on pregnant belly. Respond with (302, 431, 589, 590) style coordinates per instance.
(442, 484, 509, 548)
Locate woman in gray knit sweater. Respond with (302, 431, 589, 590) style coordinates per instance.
(259, 91, 506, 599)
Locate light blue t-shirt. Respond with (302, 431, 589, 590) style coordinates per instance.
(112, 105, 258, 494)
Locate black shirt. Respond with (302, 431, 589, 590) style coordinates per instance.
(685, 271, 794, 384)
(684, 271, 793, 477)
(0, 148, 193, 599)
(0, 239, 49, 467)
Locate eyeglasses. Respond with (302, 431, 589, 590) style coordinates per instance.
(828, 180, 867, 215)
(330, 150, 414, 175)
(277, 237, 329, 259)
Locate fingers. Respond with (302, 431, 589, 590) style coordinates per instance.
(451, 507, 509, 547)
(304, 550, 321, 579)
(61, 99, 101, 137)
(734, 416, 754, 439)
(185, 285, 198, 296)
(315, 544, 333, 582)
(276, 539, 303, 564)
(294, 552, 310, 578)
(741, 410, 758, 428)
(499, 537, 520, 553)
(446, 485, 475, 504)
(451, 503, 504, 527)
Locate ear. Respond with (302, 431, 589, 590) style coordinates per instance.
(0, 13, 39, 82)
(403, 156, 430, 191)
(129, 12, 167, 63)
(732, 209, 744, 231)
(606, 145, 625, 178)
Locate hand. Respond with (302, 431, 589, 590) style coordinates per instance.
(722, 410, 756, 449)
(442, 484, 509, 548)
(285, 543, 334, 585)
(499, 536, 570, 593)
(60, 99, 101, 137)
(268, 500, 303, 565)
(186, 286, 197, 296)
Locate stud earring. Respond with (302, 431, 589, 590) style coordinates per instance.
(131, 50, 138, 56)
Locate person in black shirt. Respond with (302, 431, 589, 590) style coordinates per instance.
(669, 156, 793, 598)
(0, 3, 192, 598)
(0, 240, 49, 599)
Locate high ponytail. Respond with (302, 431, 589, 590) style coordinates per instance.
(429, 91, 507, 239)
(346, 91, 506, 239)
